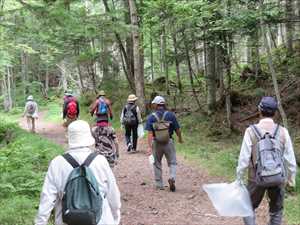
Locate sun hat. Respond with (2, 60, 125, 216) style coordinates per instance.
(258, 96, 278, 112)
(68, 120, 95, 149)
(152, 96, 166, 105)
(127, 94, 138, 102)
(27, 95, 34, 101)
(98, 90, 106, 96)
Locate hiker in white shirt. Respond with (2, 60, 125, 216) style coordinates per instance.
(237, 96, 297, 225)
(23, 95, 38, 133)
(35, 120, 121, 225)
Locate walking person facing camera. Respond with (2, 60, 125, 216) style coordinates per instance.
(145, 96, 183, 192)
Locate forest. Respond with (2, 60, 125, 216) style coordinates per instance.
(0, 0, 300, 224)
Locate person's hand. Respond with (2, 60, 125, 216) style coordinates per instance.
(178, 137, 184, 144)
(147, 147, 152, 156)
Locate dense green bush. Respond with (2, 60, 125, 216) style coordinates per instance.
(0, 116, 63, 225)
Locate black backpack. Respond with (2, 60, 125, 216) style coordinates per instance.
(123, 104, 138, 126)
(62, 153, 103, 225)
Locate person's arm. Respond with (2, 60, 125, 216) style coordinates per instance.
(63, 100, 68, 119)
(171, 113, 183, 143)
(35, 102, 39, 118)
(76, 101, 80, 118)
(102, 160, 121, 224)
(283, 128, 297, 187)
(175, 128, 183, 143)
(107, 100, 113, 120)
(147, 131, 154, 155)
(145, 115, 154, 155)
(35, 161, 58, 225)
(236, 128, 252, 183)
(90, 100, 97, 117)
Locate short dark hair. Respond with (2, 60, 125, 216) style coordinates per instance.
(260, 109, 276, 117)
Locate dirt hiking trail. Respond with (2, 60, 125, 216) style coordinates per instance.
(20, 113, 275, 225)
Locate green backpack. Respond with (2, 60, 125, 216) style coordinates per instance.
(153, 111, 171, 144)
(62, 153, 102, 225)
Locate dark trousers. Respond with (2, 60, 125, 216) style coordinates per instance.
(125, 124, 138, 150)
(243, 182, 284, 225)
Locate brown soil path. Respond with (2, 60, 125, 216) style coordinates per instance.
(20, 113, 273, 225)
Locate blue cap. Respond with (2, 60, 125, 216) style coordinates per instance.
(258, 97, 278, 112)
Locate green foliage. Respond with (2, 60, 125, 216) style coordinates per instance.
(0, 114, 63, 225)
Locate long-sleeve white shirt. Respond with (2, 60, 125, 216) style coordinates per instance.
(35, 148, 121, 225)
(237, 118, 297, 186)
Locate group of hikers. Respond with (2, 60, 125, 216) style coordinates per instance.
(22, 91, 297, 225)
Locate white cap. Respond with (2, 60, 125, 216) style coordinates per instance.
(68, 120, 95, 149)
(151, 96, 166, 105)
(27, 95, 33, 101)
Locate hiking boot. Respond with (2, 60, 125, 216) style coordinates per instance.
(127, 143, 132, 152)
(156, 185, 165, 190)
(168, 178, 176, 192)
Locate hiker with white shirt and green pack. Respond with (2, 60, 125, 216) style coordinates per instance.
(35, 120, 121, 225)
(236, 96, 297, 225)
(23, 95, 38, 133)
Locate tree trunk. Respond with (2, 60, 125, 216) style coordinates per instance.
(128, 0, 145, 113)
(103, 0, 135, 92)
(285, 0, 294, 56)
(7, 67, 13, 111)
(260, 0, 288, 128)
(183, 32, 201, 110)
(172, 33, 183, 94)
(206, 42, 217, 115)
(21, 50, 28, 95)
(192, 33, 201, 75)
(150, 34, 154, 82)
(161, 26, 169, 95)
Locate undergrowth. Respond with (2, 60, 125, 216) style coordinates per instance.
(0, 113, 62, 225)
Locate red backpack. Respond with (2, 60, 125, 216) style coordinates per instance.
(67, 100, 78, 119)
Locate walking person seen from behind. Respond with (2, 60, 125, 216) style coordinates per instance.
(63, 90, 80, 127)
(23, 95, 38, 133)
(120, 94, 142, 152)
(35, 120, 121, 225)
(90, 90, 113, 124)
(145, 96, 183, 192)
(236, 96, 297, 225)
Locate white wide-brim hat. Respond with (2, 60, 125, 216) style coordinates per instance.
(68, 120, 95, 149)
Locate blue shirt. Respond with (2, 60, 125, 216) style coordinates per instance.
(145, 109, 180, 137)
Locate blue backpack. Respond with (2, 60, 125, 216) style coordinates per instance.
(97, 98, 108, 115)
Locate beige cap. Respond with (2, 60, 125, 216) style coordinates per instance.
(127, 94, 138, 102)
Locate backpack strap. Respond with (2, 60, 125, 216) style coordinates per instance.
(83, 152, 98, 167)
(152, 112, 161, 122)
(250, 125, 263, 139)
(63, 153, 80, 168)
(272, 124, 280, 138)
